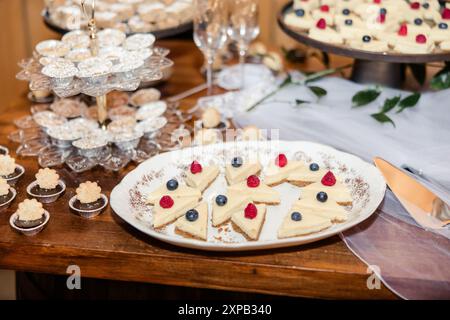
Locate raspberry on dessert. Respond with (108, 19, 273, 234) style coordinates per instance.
(377, 13, 386, 23)
(320, 5, 329, 12)
(321, 171, 336, 186)
(244, 203, 258, 219)
(410, 2, 420, 10)
(190, 160, 203, 174)
(443, 8, 450, 20)
(398, 24, 408, 36)
(247, 175, 260, 188)
(416, 34, 427, 44)
(159, 195, 174, 209)
(275, 154, 288, 168)
(373, 0, 381, 4)
(316, 18, 326, 29)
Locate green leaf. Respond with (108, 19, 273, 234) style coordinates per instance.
(381, 95, 401, 113)
(430, 71, 450, 90)
(351, 89, 381, 107)
(371, 113, 396, 127)
(308, 86, 327, 99)
(397, 93, 421, 113)
(409, 64, 426, 86)
(295, 99, 310, 106)
(304, 64, 353, 84)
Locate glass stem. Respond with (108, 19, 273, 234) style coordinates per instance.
(239, 45, 246, 89)
(206, 53, 214, 95)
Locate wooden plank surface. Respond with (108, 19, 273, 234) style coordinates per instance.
(0, 39, 397, 299)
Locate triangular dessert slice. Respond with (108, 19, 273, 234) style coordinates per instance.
(292, 198, 348, 222)
(300, 171, 352, 205)
(212, 193, 250, 227)
(225, 156, 261, 185)
(287, 162, 328, 187)
(264, 153, 303, 186)
(231, 203, 266, 241)
(175, 202, 208, 241)
(185, 160, 220, 192)
(228, 175, 280, 205)
(278, 209, 332, 238)
(146, 178, 201, 205)
(152, 195, 199, 228)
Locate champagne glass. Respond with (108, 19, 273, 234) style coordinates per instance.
(228, 0, 260, 88)
(193, 0, 228, 95)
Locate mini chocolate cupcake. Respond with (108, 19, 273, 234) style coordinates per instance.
(0, 155, 24, 186)
(0, 178, 16, 212)
(69, 181, 108, 219)
(27, 168, 66, 204)
(10, 199, 49, 236)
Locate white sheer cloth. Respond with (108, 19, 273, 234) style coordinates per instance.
(211, 66, 450, 299)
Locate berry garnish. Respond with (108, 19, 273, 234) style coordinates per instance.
(215, 195, 228, 206)
(373, 0, 381, 4)
(439, 22, 448, 29)
(275, 154, 288, 168)
(380, 8, 387, 15)
(244, 203, 258, 219)
(320, 5, 329, 12)
(295, 9, 305, 17)
(316, 18, 326, 29)
(190, 160, 202, 174)
(414, 18, 423, 26)
(291, 211, 302, 221)
(159, 195, 174, 209)
(321, 171, 336, 186)
(246, 175, 260, 188)
(185, 209, 199, 222)
(362, 35, 371, 42)
(398, 24, 408, 36)
(231, 156, 243, 168)
(410, 2, 420, 9)
(309, 163, 319, 171)
(416, 34, 427, 44)
(166, 179, 179, 191)
(342, 8, 350, 15)
(422, 3, 429, 9)
(316, 191, 328, 203)
(345, 19, 353, 26)
(377, 13, 386, 23)
(443, 8, 450, 20)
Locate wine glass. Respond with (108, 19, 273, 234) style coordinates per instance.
(193, 0, 229, 95)
(228, 0, 260, 88)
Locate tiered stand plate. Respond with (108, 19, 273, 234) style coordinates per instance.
(42, 9, 193, 39)
(278, 1, 450, 87)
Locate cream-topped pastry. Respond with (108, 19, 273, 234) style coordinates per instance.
(293, 0, 319, 12)
(284, 10, 316, 30)
(225, 157, 261, 185)
(299, 171, 352, 205)
(311, 5, 336, 26)
(263, 154, 303, 186)
(440, 40, 450, 51)
(35, 168, 60, 190)
(212, 193, 250, 227)
(386, 24, 417, 47)
(153, 195, 199, 228)
(348, 37, 389, 52)
(394, 34, 435, 53)
(201, 107, 221, 128)
(277, 209, 332, 238)
(228, 175, 280, 205)
(146, 179, 201, 205)
(0, 155, 16, 177)
(0, 178, 10, 196)
(292, 198, 348, 222)
(175, 202, 208, 241)
(185, 161, 220, 192)
(14, 199, 46, 229)
(309, 19, 344, 44)
(334, 14, 365, 28)
(288, 162, 328, 187)
(231, 203, 266, 241)
(430, 22, 450, 43)
(76, 181, 102, 204)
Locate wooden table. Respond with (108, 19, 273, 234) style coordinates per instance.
(0, 40, 397, 299)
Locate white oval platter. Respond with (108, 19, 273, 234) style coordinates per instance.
(110, 140, 386, 251)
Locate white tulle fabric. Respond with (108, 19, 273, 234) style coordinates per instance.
(212, 65, 450, 299)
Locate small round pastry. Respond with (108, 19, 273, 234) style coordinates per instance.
(284, 9, 316, 30)
(0, 155, 24, 186)
(69, 181, 108, 219)
(0, 178, 16, 212)
(201, 107, 222, 129)
(309, 19, 344, 44)
(394, 33, 435, 54)
(10, 199, 49, 236)
(430, 22, 450, 43)
(27, 168, 66, 204)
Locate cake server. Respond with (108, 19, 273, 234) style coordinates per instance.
(374, 157, 450, 229)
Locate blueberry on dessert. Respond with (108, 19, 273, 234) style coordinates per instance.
(414, 18, 423, 26)
(362, 35, 371, 42)
(0, 155, 24, 186)
(422, 3, 429, 9)
(70, 181, 108, 218)
(215, 195, 228, 206)
(379, 8, 387, 15)
(0, 178, 15, 211)
(13, 199, 47, 229)
(0, 146, 8, 155)
(27, 168, 65, 203)
(291, 211, 302, 221)
(231, 156, 243, 168)
(345, 19, 353, 26)
(175, 202, 208, 241)
(295, 9, 305, 17)
(185, 209, 199, 222)
(439, 23, 448, 30)
(316, 191, 328, 203)
(166, 179, 179, 191)
(225, 157, 261, 185)
(342, 8, 350, 15)
(309, 163, 319, 171)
